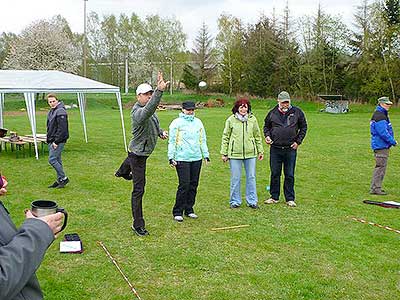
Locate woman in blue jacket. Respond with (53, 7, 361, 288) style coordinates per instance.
(168, 101, 210, 222)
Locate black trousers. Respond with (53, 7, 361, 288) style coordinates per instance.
(173, 160, 202, 217)
(270, 147, 297, 201)
(117, 153, 148, 229)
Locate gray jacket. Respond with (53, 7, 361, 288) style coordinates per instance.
(128, 89, 164, 156)
(0, 201, 54, 300)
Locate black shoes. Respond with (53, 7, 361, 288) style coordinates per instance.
(48, 177, 69, 188)
(57, 177, 69, 188)
(249, 204, 259, 209)
(115, 171, 132, 180)
(132, 226, 149, 236)
(230, 203, 259, 209)
(48, 181, 59, 188)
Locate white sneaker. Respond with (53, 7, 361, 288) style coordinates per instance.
(173, 216, 184, 222)
(287, 201, 296, 207)
(264, 198, 278, 204)
(187, 213, 198, 219)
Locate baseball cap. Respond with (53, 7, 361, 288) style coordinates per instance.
(182, 101, 196, 110)
(136, 83, 153, 95)
(378, 96, 393, 105)
(278, 91, 290, 102)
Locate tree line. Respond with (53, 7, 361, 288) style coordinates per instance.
(0, 0, 399, 103)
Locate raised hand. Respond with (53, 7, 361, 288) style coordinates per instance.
(157, 71, 170, 91)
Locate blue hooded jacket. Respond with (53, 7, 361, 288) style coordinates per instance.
(370, 105, 396, 150)
(168, 113, 209, 162)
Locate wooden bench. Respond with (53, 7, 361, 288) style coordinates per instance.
(20, 136, 48, 156)
(0, 134, 47, 158)
(0, 137, 28, 158)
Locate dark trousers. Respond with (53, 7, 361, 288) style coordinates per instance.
(371, 148, 389, 192)
(117, 153, 148, 228)
(173, 160, 202, 216)
(270, 147, 297, 201)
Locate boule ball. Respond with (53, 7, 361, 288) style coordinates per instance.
(198, 81, 207, 89)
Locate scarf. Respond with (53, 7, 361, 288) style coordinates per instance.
(235, 112, 249, 122)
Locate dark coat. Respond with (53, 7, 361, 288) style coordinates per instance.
(263, 105, 307, 148)
(46, 102, 69, 144)
(0, 201, 54, 300)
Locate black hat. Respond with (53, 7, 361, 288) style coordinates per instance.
(182, 101, 196, 110)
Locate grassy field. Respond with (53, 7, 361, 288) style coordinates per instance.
(1, 93, 399, 299)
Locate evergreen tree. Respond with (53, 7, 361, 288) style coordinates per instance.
(243, 16, 279, 97)
(181, 64, 198, 90)
(192, 22, 217, 83)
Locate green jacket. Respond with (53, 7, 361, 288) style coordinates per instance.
(220, 114, 264, 159)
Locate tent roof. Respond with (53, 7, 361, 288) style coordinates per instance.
(0, 70, 120, 93)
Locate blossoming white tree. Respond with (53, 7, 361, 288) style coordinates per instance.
(4, 17, 80, 73)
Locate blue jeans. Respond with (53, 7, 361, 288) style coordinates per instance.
(48, 143, 66, 181)
(229, 158, 258, 206)
(269, 147, 297, 201)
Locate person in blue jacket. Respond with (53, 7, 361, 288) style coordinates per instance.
(168, 101, 210, 222)
(370, 96, 397, 195)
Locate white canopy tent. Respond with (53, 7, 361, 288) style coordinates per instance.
(0, 70, 127, 159)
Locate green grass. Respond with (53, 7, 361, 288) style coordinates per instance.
(1, 95, 400, 299)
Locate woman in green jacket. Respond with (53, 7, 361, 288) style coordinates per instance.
(220, 98, 264, 208)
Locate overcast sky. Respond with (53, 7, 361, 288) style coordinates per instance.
(0, 0, 362, 48)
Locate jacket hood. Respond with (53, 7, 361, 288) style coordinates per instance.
(53, 101, 66, 109)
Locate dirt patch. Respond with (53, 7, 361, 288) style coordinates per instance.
(123, 101, 135, 109)
(4, 110, 48, 116)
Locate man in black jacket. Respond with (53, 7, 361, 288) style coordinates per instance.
(263, 91, 307, 207)
(46, 94, 69, 188)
